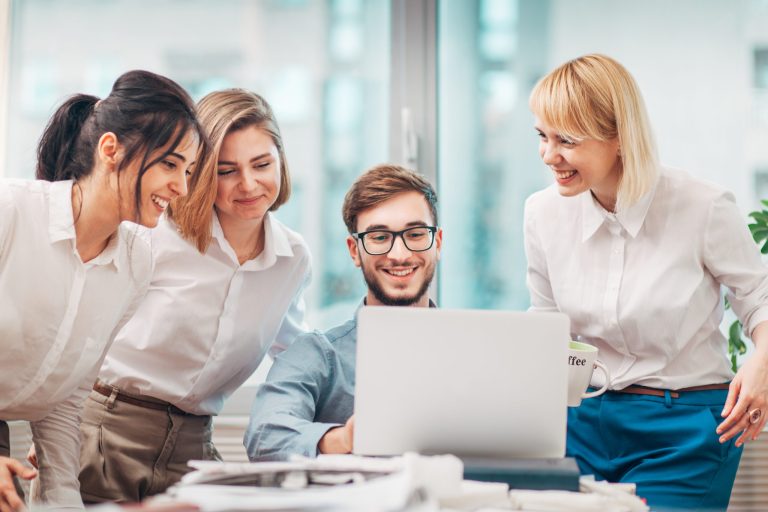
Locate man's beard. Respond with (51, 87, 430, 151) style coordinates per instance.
(361, 263, 435, 306)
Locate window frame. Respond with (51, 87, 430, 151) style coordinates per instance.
(0, 0, 11, 179)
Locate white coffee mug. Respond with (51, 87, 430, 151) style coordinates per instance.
(568, 340, 610, 407)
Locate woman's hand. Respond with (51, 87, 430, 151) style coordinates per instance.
(717, 327, 768, 447)
(0, 456, 36, 512)
(24, 446, 36, 471)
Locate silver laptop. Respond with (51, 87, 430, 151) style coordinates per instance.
(353, 306, 569, 459)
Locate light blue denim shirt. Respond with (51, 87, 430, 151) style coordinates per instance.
(245, 299, 436, 461)
(244, 310, 358, 461)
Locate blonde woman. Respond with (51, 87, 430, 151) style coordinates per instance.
(75, 89, 311, 503)
(525, 54, 768, 510)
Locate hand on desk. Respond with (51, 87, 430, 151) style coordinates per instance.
(0, 456, 36, 512)
(717, 341, 768, 447)
(318, 415, 355, 454)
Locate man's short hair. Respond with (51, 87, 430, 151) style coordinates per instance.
(342, 164, 438, 234)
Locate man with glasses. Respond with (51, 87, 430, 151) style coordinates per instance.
(245, 164, 442, 460)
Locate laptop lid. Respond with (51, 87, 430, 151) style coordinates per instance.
(353, 306, 569, 459)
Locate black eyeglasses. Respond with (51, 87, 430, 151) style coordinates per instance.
(353, 226, 438, 255)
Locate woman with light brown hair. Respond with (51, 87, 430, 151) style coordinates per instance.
(524, 53, 768, 510)
(75, 89, 312, 503)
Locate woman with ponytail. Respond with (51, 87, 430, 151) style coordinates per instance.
(0, 70, 205, 510)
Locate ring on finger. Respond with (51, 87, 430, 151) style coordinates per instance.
(749, 408, 762, 425)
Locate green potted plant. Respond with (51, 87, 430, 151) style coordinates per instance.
(726, 200, 768, 372)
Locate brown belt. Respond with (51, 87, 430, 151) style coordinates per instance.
(92, 381, 196, 415)
(613, 383, 730, 399)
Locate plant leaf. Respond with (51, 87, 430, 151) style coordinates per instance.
(750, 226, 768, 243)
(749, 211, 768, 225)
(729, 320, 740, 340)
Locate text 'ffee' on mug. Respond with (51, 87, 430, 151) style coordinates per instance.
(568, 340, 610, 407)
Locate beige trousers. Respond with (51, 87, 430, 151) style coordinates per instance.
(78, 389, 221, 504)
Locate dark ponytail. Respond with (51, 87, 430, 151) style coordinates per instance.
(34, 70, 208, 221)
(36, 94, 99, 181)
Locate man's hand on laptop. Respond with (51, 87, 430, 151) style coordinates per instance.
(318, 415, 355, 454)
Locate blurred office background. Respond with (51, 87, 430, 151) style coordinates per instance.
(3, 0, 768, 323)
(2, 1, 768, 508)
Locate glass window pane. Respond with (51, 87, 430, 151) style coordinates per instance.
(6, 0, 391, 328)
(438, 0, 768, 310)
(438, 0, 549, 310)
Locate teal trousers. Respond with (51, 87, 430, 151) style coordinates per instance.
(566, 389, 742, 511)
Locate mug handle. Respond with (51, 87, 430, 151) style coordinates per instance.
(582, 360, 610, 399)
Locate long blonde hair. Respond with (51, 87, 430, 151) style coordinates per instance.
(168, 89, 291, 252)
(529, 54, 658, 211)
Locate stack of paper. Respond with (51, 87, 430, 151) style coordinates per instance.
(159, 453, 465, 512)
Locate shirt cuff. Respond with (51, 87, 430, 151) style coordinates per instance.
(296, 422, 343, 457)
(747, 307, 768, 338)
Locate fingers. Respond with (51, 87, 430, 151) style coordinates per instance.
(0, 478, 24, 512)
(347, 416, 355, 453)
(25, 447, 37, 471)
(1, 460, 35, 481)
(0, 458, 34, 512)
(734, 416, 757, 447)
(1, 487, 25, 512)
(717, 395, 750, 436)
(720, 380, 741, 418)
(718, 404, 768, 446)
(719, 412, 750, 444)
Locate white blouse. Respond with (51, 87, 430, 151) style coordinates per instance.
(98, 211, 312, 415)
(0, 179, 151, 508)
(524, 168, 768, 390)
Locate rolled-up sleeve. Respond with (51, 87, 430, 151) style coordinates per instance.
(246, 333, 341, 461)
(704, 191, 768, 336)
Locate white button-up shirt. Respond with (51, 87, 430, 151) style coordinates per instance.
(524, 168, 768, 390)
(98, 211, 311, 415)
(0, 179, 151, 509)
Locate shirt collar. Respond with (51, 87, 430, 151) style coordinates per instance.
(580, 176, 659, 242)
(48, 180, 76, 244)
(87, 226, 124, 271)
(264, 212, 294, 259)
(213, 211, 295, 270)
(48, 180, 125, 270)
(353, 297, 439, 330)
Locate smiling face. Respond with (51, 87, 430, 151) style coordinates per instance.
(347, 190, 442, 307)
(214, 124, 281, 229)
(119, 129, 199, 227)
(535, 117, 622, 211)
